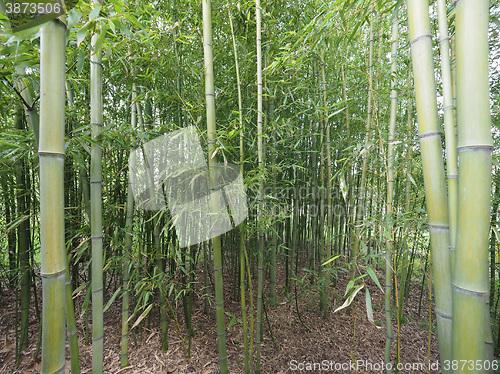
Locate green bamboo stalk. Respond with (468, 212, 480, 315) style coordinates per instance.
(121, 176, 134, 367)
(352, 4, 374, 265)
(452, 0, 493, 367)
(437, 0, 458, 267)
(65, 76, 81, 374)
(406, 0, 452, 369)
(398, 73, 413, 321)
(134, 97, 169, 350)
(255, 0, 265, 370)
(90, 31, 104, 374)
(384, 14, 399, 373)
(13, 90, 30, 352)
(39, 18, 67, 374)
(202, 0, 228, 372)
(320, 48, 331, 318)
(228, 6, 250, 372)
(65, 255, 80, 374)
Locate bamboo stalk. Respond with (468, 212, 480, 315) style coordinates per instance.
(65, 75, 81, 374)
(352, 4, 374, 265)
(39, 18, 67, 374)
(452, 0, 493, 366)
(406, 0, 452, 369)
(90, 31, 104, 374)
(121, 176, 134, 367)
(228, 5, 251, 372)
(202, 0, 229, 372)
(384, 14, 399, 372)
(437, 0, 458, 267)
(320, 48, 332, 319)
(255, 0, 265, 370)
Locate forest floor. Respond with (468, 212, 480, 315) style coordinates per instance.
(0, 256, 440, 373)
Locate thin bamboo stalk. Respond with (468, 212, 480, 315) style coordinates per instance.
(437, 0, 458, 266)
(320, 48, 332, 317)
(407, 0, 452, 369)
(65, 75, 81, 374)
(452, 0, 493, 366)
(121, 176, 134, 367)
(228, 6, 251, 372)
(255, 0, 265, 370)
(384, 14, 399, 372)
(352, 4, 374, 265)
(39, 18, 67, 374)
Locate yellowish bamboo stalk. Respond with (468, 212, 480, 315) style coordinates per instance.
(407, 0, 452, 369)
(452, 0, 493, 367)
(39, 18, 67, 374)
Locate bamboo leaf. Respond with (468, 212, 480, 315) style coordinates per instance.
(131, 303, 153, 330)
(67, 8, 82, 30)
(1, 214, 29, 240)
(103, 287, 121, 313)
(366, 266, 384, 293)
(76, 23, 90, 46)
(80, 286, 92, 318)
(344, 279, 354, 297)
(365, 288, 381, 328)
(322, 254, 341, 266)
(335, 284, 364, 313)
(13, 13, 59, 34)
(89, 4, 102, 20)
(93, 24, 108, 54)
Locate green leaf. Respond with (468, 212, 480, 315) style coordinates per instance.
(80, 285, 92, 318)
(366, 267, 384, 293)
(365, 288, 380, 328)
(124, 13, 143, 30)
(131, 303, 153, 330)
(77, 48, 85, 74)
(76, 23, 90, 46)
(89, 4, 102, 20)
(1, 214, 29, 240)
(118, 21, 132, 38)
(107, 18, 116, 33)
(322, 254, 341, 266)
(13, 13, 59, 34)
(344, 279, 354, 297)
(93, 24, 108, 54)
(492, 17, 500, 30)
(103, 287, 122, 313)
(67, 8, 82, 29)
(391, 0, 403, 24)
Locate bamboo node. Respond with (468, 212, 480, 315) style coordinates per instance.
(418, 131, 442, 139)
(435, 310, 452, 321)
(410, 34, 432, 46)
(40, 269, 65, 278)
(457, 145, 493, 153)
(427, 224, 448, 231)
(452, 283, 488, 298)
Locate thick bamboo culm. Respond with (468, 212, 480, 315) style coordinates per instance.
(202, 0, 229, 372)
(452, 0, 493, 367)
(407, 0, 452, 370)
(90, 31, 104, 374)
(39, 19, 67, 374)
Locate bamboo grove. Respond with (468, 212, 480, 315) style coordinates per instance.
(1, 0, 500, 373)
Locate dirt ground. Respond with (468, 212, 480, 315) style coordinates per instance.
(0, 258, 440, 373)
